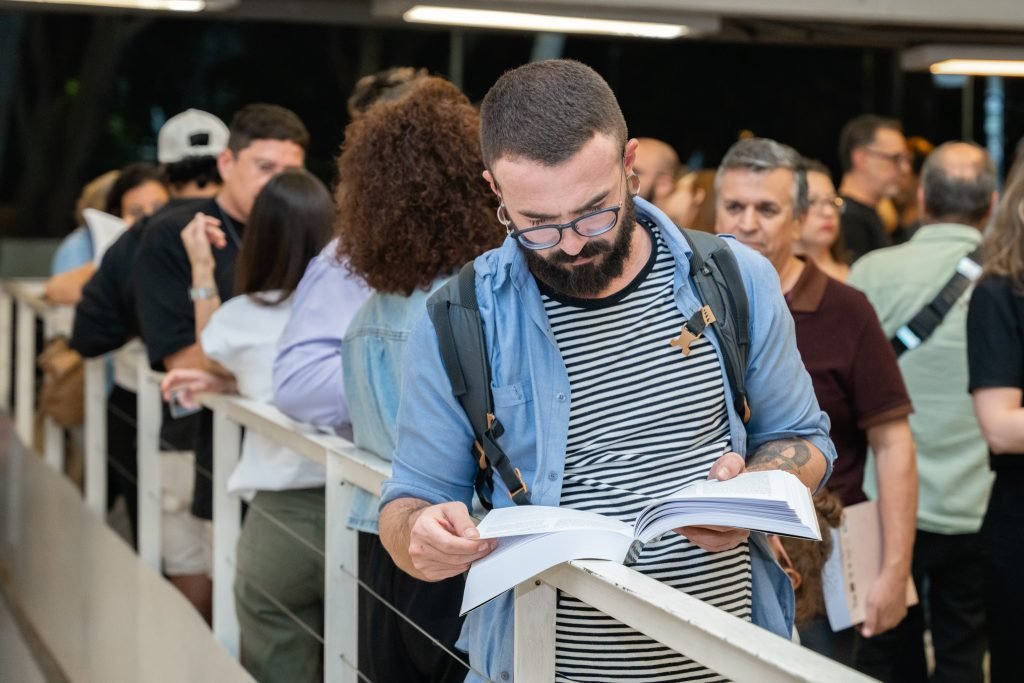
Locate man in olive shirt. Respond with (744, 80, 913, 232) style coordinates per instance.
(849, 142, 996, 683)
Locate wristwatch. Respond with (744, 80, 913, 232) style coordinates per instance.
(189, 285, 219, 301)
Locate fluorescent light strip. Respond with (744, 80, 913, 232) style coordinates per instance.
(930, 59, 1024, 77)
(5, 0, 205, 10)
(403, 5, 689, 39)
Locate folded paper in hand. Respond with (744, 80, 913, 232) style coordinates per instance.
(821, 500, 919, 631)
(461, 469, 820, 614)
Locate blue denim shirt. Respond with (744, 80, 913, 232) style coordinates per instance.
(379, 199, 835, 682)
(342, 282, 446, 533)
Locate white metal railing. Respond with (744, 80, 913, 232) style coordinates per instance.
(1, 277, 878, 683)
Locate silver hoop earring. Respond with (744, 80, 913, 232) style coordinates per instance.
(496, 203, 513, 233)
(627, 173, 641, 198)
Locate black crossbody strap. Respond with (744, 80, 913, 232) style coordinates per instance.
(890, 246, 983, 357)
(427, 263, 531, 509)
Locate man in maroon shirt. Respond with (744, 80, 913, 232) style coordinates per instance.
(715, 137, 917, 666)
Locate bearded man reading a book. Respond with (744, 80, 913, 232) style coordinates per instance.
(378, 59, 836, 683)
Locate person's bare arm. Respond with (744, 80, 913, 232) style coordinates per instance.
(162, 343, 230, 377)
(379, 498, 496, 582)
(861, 416, 916, 637)
(45, 263, 97, 305)
(973, 387, 1024, 454)
(745, 437, 828, 490)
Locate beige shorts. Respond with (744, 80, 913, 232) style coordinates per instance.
(160, 451, 212, 577)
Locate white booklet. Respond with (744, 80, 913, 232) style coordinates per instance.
(461, 470, 820, 614)
(83, 208, 127, 265)
(821, 500, 919, 631)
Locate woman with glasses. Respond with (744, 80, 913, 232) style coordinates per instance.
(795, 160, 850, 281)
(336, 76, 502, 683)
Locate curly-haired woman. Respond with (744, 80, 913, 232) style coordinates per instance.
(967, 171, 1024, 683)
(337, 76, 502, 683)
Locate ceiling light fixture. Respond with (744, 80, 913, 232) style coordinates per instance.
(929, 60, 1024, 77)
(902, 45, 1024, 77)
(3, 0, 237, 11)
(402, 5, 690, 39)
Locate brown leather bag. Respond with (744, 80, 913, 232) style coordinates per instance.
(37, 337, 85, 428)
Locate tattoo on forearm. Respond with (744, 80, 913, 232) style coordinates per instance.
(747, 438, 812, 474)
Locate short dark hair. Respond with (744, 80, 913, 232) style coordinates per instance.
(921, 142, 996, 226)
(838, 115, 902, 172)
(227, 103, 310, 155)
(163, 156, 221, 190)
(347, 66, 428, 119)
(336, 77, 501, 295)
(479, 59, 627, 172)
(105, 162, 166, 216)
(717, 138, 809, 217)
(234, 169, 333, 304)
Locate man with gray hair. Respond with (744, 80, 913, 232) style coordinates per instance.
(716, 137, 917, 666)
(849, 142, 995, 683)
(379, 61, 835, 682)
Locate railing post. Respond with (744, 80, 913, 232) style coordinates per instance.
(43, 417, 64, 472)
(0, 286, 12, 412)
(136, 358, 162, 571)
(42, 301, 71, 473)
(84, 357, 107, 516)
(514, 577, 557, 680)
(14, 299, 35, 446)
(212, 406, 242, 658)
(325, 452, 358, 683)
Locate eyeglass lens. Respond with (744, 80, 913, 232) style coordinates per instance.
(517, 207, 619, 248)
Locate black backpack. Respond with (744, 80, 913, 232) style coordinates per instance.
(426, 228, 751, 510)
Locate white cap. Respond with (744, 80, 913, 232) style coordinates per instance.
(158, 109, 229, 163)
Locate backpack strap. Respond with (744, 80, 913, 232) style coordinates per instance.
(890, 245, 983, 356)
(675, 229, 752, 423)
(427, 262, 531, 509)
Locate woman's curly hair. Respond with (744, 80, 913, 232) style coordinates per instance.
(335, 76, 503, 295)
(781, 489, 844, 627)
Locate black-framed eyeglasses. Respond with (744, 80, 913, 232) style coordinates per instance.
(502, 204, 622, 250)
(863, 147, 912, 167)
(808, 195, 846, 215)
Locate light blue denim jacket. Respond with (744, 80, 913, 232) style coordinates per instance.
(379, 198, 835, 682)
(342, 281, 446, 534)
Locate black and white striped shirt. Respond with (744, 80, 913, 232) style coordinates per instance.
(542, 225, 752, 683)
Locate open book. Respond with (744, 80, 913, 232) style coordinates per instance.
(461, 469, 820, 614)
(821, 500, 919, 631)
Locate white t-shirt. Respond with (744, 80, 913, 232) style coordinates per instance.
(201, 292, 326, 499)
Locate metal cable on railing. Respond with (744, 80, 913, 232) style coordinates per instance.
(108, 381, 482, 682)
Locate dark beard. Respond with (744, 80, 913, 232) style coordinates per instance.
(522, 195, 637, 298)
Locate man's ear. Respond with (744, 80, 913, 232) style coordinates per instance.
(482, 169, 500, 198)
(851, 147, 866, 172)
(623, 138, 640, 174)
(655, 173, 675, 202)
(217, 148, 235, 183)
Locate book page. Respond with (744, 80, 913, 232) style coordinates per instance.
(475, 505, 632, 539)
(671, 470, 788, 499)
(633, 470, 821, 544)
(461, 529, 632, 614)
(84, 208, 127, 265)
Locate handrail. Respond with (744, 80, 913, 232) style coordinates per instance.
(2, 276, 878, 683)
(0, 278, 73, 470)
